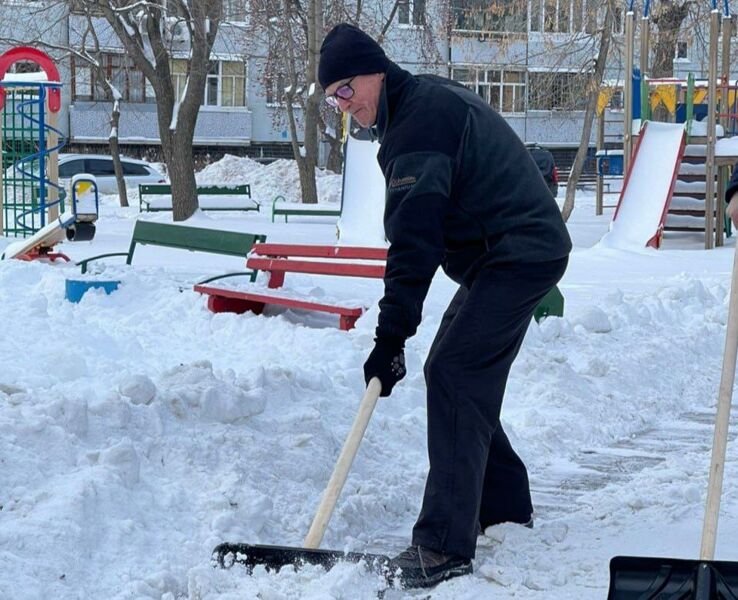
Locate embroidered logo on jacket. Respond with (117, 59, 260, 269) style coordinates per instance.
(388, 176, 417, 192)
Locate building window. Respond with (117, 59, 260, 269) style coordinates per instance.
(528, 71, 588, 110)
(675, 40, 689, 60)
(266, 73, 286, 105)
(205, 61, 219, 106)
(72, 54, 150, 103)
(172, 59, 247, 107)
(610, 89, 624, 110)
(452, 0, 527, 33)
(452, 66, 526, 113)
(72, 57, 92, 101)
(531, 0, 596, 33)
(398, 0, 426, 26)
(223, 0, 246, 22)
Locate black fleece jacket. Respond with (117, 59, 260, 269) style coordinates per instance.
(373, 62, 572, 341)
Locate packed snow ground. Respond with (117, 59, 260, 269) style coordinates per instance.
(1, 155, 738, 599)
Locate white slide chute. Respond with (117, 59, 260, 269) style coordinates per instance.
(600, 121, 686, 249)
(337, 122, 387, 247)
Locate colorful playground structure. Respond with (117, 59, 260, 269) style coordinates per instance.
(598, 0, 737, 250)
(0, 46, 98, 261)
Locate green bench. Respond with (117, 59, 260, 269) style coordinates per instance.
(271, 195, 342, 223)
(78, 220, 266, 284)
(139, 184, 260, 213)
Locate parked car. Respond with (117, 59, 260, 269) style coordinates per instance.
(57, 154, 166, 194)
(5, 153, 166, 195)
(526, 143, 559, 198)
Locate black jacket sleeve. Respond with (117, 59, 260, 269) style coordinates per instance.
(376, 151, 454, 340)
(727, 163, 738, 204)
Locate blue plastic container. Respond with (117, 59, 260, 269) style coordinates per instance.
(596, 150, 624, 176)
(65, 279, 120, 303)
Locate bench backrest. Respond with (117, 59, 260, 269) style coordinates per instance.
(253, 243, 387, 261)
(246, 257, 385, 279)
(132, 221, 265, 258)
(139, 184, 172, 196)
(139, 184, 251, 197)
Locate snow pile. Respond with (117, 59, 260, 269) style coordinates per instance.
(196, 154, 343, 205)
(1, 245, 737, 598)
(1, 185, 738, 598)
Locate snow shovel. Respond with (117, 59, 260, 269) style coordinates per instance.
(608, 244, 738, 599)
(213, 377, 391, 574)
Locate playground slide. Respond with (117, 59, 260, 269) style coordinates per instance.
(600, 121, 686, 249)
(1, 219, 68, 260)
(1, 176, 99, 260)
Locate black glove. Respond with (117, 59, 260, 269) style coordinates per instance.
(363, 335, 406, 397)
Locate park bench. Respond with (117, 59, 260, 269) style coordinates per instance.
(139, 184, 260, 213)
(194, 242, 565, 330)
(194, 243, 386, 330)
(271, 196, 342, 223)
(78, 220, 266, 284)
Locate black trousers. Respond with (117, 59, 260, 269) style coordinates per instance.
(411, 257, 568, 559)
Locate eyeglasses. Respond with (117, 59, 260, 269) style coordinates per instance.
(324, 77, 356, 108)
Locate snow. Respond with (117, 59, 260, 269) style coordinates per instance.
(1, 157, 738, 599)
(689, 120, 724, 137)
(1, 72, 51, 83)
(717, 136, 738, 157)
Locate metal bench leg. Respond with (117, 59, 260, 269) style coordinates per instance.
(267, 271, 285, 289)
(207, 295, 265, 315)
(339, 315, 358, 331)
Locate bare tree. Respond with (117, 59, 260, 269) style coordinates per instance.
(0, 6, 132, 206)
(247, 0, 444, 202)
(85, 0, 223, 220)
(2, 0, 224, 220)
(70, 14, 130, 206)
(651, 0, 693, 78)
(561, 0, 615, 221)
(445, 0, 622, 221)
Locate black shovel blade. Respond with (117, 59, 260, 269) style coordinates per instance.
(213, 542, 391, 574)
(608, 555, 738, 599)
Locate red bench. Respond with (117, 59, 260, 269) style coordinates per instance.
(194, 243, 388, 330)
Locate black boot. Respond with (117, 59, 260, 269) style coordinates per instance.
(388, 545, 472, 589)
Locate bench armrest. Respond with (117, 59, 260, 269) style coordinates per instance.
(271, 195, 286, 223)
(77, 252, 130, 274)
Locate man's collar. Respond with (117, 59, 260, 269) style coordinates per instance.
(374, 62, 413, 143)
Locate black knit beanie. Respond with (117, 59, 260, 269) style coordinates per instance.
(319, 23, 389, 90)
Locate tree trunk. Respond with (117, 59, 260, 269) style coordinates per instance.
(326, 136, 343, 174)
(109, 100, 128, 208)
(300, 101, 320, 204)
(561, 1, 614, 222)
(652, 1, 690, 79)
(167, 134, 198, 221)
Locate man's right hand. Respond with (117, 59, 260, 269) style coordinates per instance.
(363, 335, 406, 397)
(728, 193, 738, 228)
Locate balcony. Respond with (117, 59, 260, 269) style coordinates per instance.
(70, 102, 252, 146)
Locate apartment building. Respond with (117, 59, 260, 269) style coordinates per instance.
(0, 0, 713, 163)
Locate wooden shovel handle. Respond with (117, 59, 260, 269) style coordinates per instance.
(303, 377, 382, 549)
(700, 244, 738, 560)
